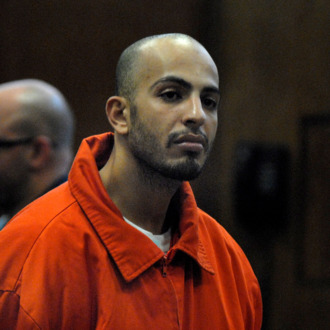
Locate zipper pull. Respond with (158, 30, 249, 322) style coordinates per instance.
(162, 255, 168, 277)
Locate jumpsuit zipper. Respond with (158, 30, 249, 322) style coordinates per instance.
(162, 255, 168, 277)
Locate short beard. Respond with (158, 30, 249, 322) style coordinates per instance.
(128, 105, 210, 185)
(136, 151, 203, 182)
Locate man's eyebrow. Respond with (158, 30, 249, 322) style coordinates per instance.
(150, 75, 220, 96)
(202, 86, 220, 96)
(150, 76, 192, 90)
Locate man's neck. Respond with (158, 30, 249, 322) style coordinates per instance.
(99, 144, 181, 235)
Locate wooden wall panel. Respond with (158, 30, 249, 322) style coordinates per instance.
(213, 1, 330, 329)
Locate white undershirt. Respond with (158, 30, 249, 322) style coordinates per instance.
(124, 217, 171, 253)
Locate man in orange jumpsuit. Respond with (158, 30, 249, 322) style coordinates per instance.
(0, 34, 262, 329)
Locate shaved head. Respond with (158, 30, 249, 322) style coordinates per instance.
(115, 33, 205, 103)
(0, 79, 75, 217)
(0, 79, 74, 149)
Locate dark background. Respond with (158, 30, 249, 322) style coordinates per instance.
(1, 1, 329, 328)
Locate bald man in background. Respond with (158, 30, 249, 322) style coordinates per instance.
(0, 79, 75, 229)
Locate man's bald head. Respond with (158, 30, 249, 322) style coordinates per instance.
(0, 79, 74, 149)
(115, 33, 209, 103)
(0, 79, 75, 218)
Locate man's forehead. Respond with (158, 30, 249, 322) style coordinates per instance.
(139, 37, 206, 62)
(140, 35, 195, 50)
(0, 87, 27, 111)
(136, 38, 218, 86)
(0, 89, 25, 132)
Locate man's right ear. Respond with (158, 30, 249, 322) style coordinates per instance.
(105, 96, 129, 135)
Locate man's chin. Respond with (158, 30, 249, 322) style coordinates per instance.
(159, 160, 203, 181)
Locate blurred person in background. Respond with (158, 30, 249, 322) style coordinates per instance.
(0, 79, 75, 229)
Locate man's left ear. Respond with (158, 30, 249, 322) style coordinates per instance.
(28, 136, 52, 170)
(105, 96, 129, 135)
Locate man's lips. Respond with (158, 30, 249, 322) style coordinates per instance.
(173, 134, 207, 152)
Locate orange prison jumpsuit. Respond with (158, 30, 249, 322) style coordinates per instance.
(0, 133, 262, 329)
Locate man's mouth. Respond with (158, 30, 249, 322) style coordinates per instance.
(172, 134, 207, 153)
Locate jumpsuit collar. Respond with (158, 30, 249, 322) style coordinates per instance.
(69, 133, 215, 282)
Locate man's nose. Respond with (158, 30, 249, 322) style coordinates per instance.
(182, 95, 206, 128)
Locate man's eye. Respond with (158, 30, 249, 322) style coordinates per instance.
(202, 97, 217, 110)
(160, 91, 182, 102)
